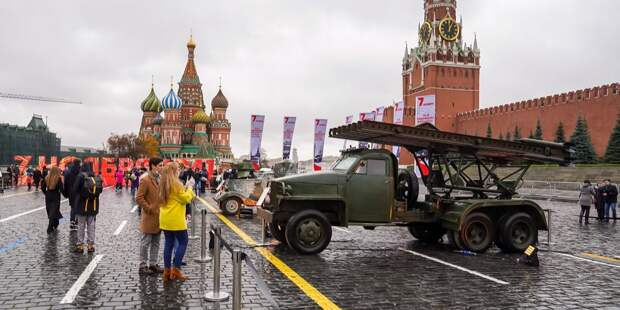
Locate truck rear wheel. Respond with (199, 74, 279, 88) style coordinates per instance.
(268, 222, 286, 243)
(285, 210, 332, 254)
(221, 197, 242, 215)
(494, 213, 511, 252)
(460, 212, 494, 253)
(408, 223, 445, 244)
(500, 212, 537, 253)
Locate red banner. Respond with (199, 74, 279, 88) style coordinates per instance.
(12, 155, 216, 186)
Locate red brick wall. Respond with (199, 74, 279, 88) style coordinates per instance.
(455, 83, 620, 156)
(399, 63, 480, 165)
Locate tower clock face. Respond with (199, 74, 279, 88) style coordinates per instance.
(419, 22, 432, 44)
(439, 17, 460, 41)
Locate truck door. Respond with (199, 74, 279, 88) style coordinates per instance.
(346, 158, 392, 223)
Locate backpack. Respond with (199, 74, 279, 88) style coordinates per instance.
(82, 173, 103, 198)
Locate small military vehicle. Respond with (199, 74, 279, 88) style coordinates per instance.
(257, 121, 573, 254)
(214, 161, 262, 215)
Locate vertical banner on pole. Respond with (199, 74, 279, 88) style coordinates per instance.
(358, 112, 376, 148)
(373, 107, 385, 149)
(343, 115, 353, 150)
(415, 95, 436, 125)
(392, 101, 405, 158)
(313, 119, 328, 171)
(282, 116, 296, 160)
(250, 115, 265, 165)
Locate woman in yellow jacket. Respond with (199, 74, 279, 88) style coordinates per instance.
(159, 162, 195, 282)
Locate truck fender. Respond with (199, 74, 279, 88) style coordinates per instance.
(279, 198, 348, 226)
(217, 192, 245, 204)
(440, 200, 548, 232)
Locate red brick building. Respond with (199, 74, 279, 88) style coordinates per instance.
(394, 0, 619, 164)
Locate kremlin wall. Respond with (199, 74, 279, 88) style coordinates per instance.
(455, 83, 620, 156)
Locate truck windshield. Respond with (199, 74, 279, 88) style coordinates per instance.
(332, 157, 358, 172)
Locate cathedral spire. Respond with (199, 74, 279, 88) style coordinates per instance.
(473, 32, 479, 51)
(180, 33, 201, 86)
(403, 41, 409, 62)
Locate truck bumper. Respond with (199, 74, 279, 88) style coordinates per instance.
(257, 207, 273, 223)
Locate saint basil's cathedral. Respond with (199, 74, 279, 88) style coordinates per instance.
(138, 35, 233, 160)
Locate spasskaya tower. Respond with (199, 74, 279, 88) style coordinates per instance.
(402, 0, 480, 130)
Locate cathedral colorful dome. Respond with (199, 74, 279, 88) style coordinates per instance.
(152, 113, 163, 125)
(211, 88, 228, 109)
(191, 109, 211, 124)
(140, 87, 162, 113)
(161, 88, 183, 109)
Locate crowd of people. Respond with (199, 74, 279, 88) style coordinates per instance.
(578, 179, 618, 224)
(27, 157, 210, 283)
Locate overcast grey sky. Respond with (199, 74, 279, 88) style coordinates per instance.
(1, 1, 618, 160)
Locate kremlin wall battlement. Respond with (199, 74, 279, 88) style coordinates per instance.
(457, 83, 619, 120)
(455, 83, 620, 155)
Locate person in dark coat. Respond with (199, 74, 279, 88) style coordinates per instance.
(63, 159, 82, 231)
(72, 162, 102, 253)
(601, 179, 618, 222)
(25, 166, 34, 191)
(41, 166, 65, 233)
(200, 167, 209, 194)
(32, 167, 43, 191)
(595, 181, 605, 221)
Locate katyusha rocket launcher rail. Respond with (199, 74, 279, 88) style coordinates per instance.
(329, 121, 574, 200)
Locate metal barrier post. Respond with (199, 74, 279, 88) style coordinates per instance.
(205, 226, 230, 302)
(232, 250, 243, 310)
(254, 219, 271, 247)
(547, 209, 552, 247)
(188, 200, 198, 240)
(195, 209, 212, 263)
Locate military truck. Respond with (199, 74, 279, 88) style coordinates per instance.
(257, 121, 573, 254)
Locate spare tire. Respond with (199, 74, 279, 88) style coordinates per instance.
(397, 169, 419, 209)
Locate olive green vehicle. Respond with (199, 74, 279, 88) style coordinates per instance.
(257, 121, 573, 255)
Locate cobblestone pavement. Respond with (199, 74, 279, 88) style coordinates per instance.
(1, 188, 619, 309)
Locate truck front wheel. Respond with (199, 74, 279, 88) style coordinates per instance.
(460, 212, 494, 253)
(285, 210, 332, 254)
(499, 212, 537, 253)
(408, 223, 445, 244)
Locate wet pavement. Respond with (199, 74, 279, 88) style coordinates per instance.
(0, 186, 619, 309)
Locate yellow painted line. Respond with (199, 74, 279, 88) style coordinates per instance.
(581, 252, 620, 264)
(196, 196, 340, 310)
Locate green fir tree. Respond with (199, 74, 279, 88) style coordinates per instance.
(570, 117, 597, 164)
(506, 132, 511, 141)
(534, 119, 543, 140)
(486, 123, 493, 138)
(528, 131, 535, 139)
(603, 114, 620, 163)
(554, 122, 566, 143)
(513, 126, 521, 141)
(499, 132, 504, 140)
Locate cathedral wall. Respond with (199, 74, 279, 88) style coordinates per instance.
(455, 83, 620, 156)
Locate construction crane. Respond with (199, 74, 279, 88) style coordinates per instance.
(0, 92, 82, 104)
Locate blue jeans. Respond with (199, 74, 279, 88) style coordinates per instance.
(604, 202, 617, 220)
(163, 230, 188, 268)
